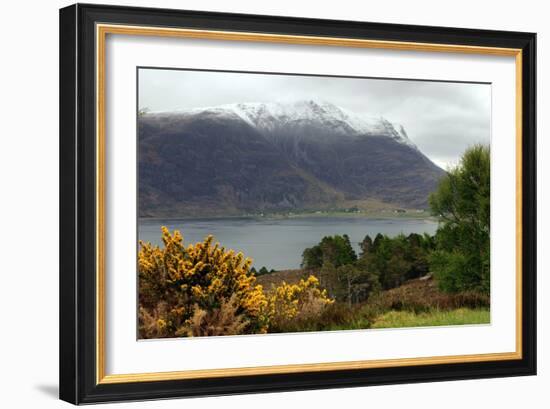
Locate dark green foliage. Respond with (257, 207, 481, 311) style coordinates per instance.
(359, 234, 373, 257)
(303, 232, 434, 304)
(360, 233, 435, 290)
(429, 145, 490, 294)
(301, 235, 357, 269)
(258, 266, 275, 277)
(317, 261, 339, 300)
(302, 235, 366, 302)
(259, 266, 269, 275)
(338, 261, 381, 306)
(372, 233, 385, 251)
(322, 234, 357, 267)
(301, 245, 323, 269)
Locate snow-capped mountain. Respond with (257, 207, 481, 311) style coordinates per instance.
(139, 101, 444, 218)
(153, 100, 416, 148)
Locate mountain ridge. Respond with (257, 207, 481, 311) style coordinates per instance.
(148, 100, 417, 148)
(139, 100, 445, 218)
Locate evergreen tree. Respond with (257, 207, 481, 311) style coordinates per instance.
(429, 144, 490, 294)
(301, 235, 357, 269)
(301, 245, 323, 269)
(258, 266, 269, 276)
(359, 234, 373, 257)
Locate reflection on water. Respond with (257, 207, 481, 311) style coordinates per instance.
(139, 216, 438, 270)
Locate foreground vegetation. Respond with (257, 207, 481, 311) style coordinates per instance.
(138, 145, 490, 337)
(138, 227, 333, 338)
(256, 273, 489, 332)
(371, 308, 490, 329)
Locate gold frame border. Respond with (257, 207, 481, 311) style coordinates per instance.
(96, 23, 523, 385)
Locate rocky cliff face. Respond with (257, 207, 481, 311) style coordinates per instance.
(138, 100, 444, 217)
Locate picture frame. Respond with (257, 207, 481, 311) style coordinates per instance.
(59, 3, 536, 404)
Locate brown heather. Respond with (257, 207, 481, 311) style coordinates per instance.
(176, 295, 250, 337)
(365, 277, 490, 316)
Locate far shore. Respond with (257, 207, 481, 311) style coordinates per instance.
(139, 209, 438, 223)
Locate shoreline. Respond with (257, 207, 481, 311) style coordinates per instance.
(139, 211, 438, 223)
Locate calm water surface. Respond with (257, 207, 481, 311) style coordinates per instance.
(139, 216, 438, 270)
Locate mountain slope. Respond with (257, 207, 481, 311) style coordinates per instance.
(138, 100, 445, 217)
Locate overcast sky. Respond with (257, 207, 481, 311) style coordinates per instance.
(139, 68, 491, 169)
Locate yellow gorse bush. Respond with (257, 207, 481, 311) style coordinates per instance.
(139, 227, 268, 337)
(138, 227, 333, 338)
(266, 276, 334, 331)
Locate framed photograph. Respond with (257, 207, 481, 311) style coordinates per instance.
(59, 3, 536, 404)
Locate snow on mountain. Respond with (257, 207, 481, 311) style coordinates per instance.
(153, 100, 416, 148)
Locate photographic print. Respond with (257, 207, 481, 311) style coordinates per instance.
(60, 6, 536, 402)
(137, 68, 491, 339)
